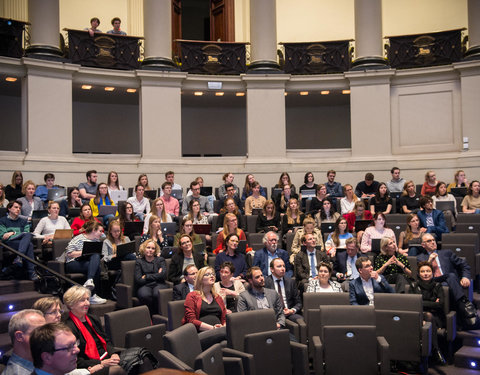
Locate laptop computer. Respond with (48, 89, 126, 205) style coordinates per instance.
(144, 190, 157, 200)
(200, 187, 213, 197)
(194, 242, 206, 255)
(354, 219, 373, 232)
(47, 187, 66, 201)
(320, 222, 335, 234)
(435, 201, 455, 213)
(53, 229, 73, 240)
(371, 238, 381, 254)
(161, 222, 177, 236)
(271, 188, 282, 202)
(193, 224, 211, 235)
(451, 187, 467, 197)
(170, 189, 183, 200)
(300, 189, 316, 199)
(110, 190, 128, 204)
(124, 221, 144, 238)
(116, 241, 136, 259)
(67, 207, 81, 218)
(98, 205, 117, 216)
(32, 210, 48, 219)
(77, 241, 103, 261)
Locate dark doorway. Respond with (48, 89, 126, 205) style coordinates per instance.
(181, 0, 210, 41)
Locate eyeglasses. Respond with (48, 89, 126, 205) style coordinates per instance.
(45, 309, 64, 316)
(54, 339, 80, 353)
(203, 272, 215, 277)
(180, 241, 191, 246)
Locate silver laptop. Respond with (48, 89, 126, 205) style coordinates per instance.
(98, 205, 118, 216)
(47, 188, 66, 201)
(110, 190, 128, 204)
(300, 189, 316, 199)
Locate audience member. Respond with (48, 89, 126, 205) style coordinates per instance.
(185, 199, 208, 225)
(106, 171, 123, 194)
(461, 180, 480, 214)
(386, 167, 405, 193)
(265, 258, 303, 322)
(308, 184, 328, 214)
(299, 171, 317, 196)
(324, 217, 353, 257)
(34, 173, 61, 205)
(255, 199, 281, 233)
(5, 170, 24, 201)
(17, 180, 43, 220)
(85, 17, 102, 37)
(32, 297, 63, 324)
(160, 182, 180, 216)
(60, 187, 82, 217)
(218, 197, 244, 230)
(369, 182, 392, 215)
(237, 267, 285, 329)
(140, 215, 168, 248)
(274, 172, 296, 195)
(355, 172, 379, 199)
(0, 183, 8, 207)
(360, 212, 396, 253)
(214, 213, 247, 254)
(421, 170, 438, 196)
(447, 169, 468, 196)
(417, 196, 449, 240)
(33, 201, 70, 244)
(244, 181, 267, 215)
(349, 258, 394, 305)
(400, 180, 421, 214)
(0, 201, 38, 280)
(117, 202, 140, 235)
(281, 198, 305, 234)
(340, 184, 358, 214)
(324, 170, 343, 200)
(78, 170, 98, 202)
(334, 237, 366, 282)
(305, 261, 343, 293)
(3, 309, 46, 375)
(186, 176, 215, 208)
(70, 203, 101, 236)
(343, 200, 372, 233)
(127, 184, 150, 220)
(173, 218, 202, 247)
(314, 198, 340, 229)
(241, 174, 267, 201)
(134, 239, 169, 315)
(137, 173, 151, 191)
(433, 181, 457, 227)
(398, 213, 426, 256)
(173, 264, 198, 300)
(219, 183, 243, 213)
(164, 170, 182, 191)
(294, 233, 329, 293)
(89, 183, 116, 225)
(214, 262, 246, 313)
(253, 231, 293, 277)
(143, 197, 172, 234)
(214, 233, 247, 280)
(218, 173, 240, 199)
(102, 219, 136, 271)
(106, 17, 126, 35)
(168, 234, 205, 285)
(290, 216, 324, 263)
(182, 180, 213, 217)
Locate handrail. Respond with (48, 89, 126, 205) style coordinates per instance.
(0, 240, 79, 286)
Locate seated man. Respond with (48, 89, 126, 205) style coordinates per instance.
(386, 167, 405, 193)
(219, 183, 243, 213)
(29, 323, 79, 375)
(294, 233, 329, 293)
(324, 170, 343, 199)
(173, 265, 198, 300)
(0, 201, 38, 280)
(354, 172, 379, 199)
(237, 267, 285, 328)
(182, 181, 214, 217)
(417, 233, 471, 308)
(160, 171, 182, 196)
(417, 196, 449, 240)
(265, 258, 302, 323)
(78, 170, 98, 203)
(34, 173, 62, 205)
(349, 258, 394, 305)
(253, 231, 293, 278)
(3, 309, 46, 375)
(161, 181, 180, 217)
(127, 184, 150, 221)
(334, 237, 367, 282)
(107, 17, 127, 35)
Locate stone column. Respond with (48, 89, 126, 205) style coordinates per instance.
(351, 0, 387, 69)
(26, 0, 62, 58)
(466, 0, 480, 60)
(142, 0, 176, 69)
(248, 0, 279, 71)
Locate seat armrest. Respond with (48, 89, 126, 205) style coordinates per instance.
(165, 280, 173, 288)
(157, 350, 193, 371)
(476, 253, 480, 276)
(311, 336, 323, 375)
(222, 348, 255, 375)
(151, 314, 168, 326)
(446, 311, 457, 342)
(290, 341, 309, 375)
(222, 357, 244, 375)
(421, 321, 432, 357)
(115, 283, 133, 309)
(285, 319, 300, 342)
(46, 260, 65, 275)
(296, 317, 307, 344)
(376, 336, 390, 375)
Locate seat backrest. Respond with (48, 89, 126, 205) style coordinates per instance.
(121, 260, 136, 286)
(319, 305, 375, 327)
(194, 344, 225, 375)
(163, 323, 202, 368)
(457, 214, 480, 225)
(52, 238, 70, 259)
(104, 305, 152, 347)
(302, 292, 349, 321)
(125, 324, 166, 360)
(449, 244, 477, 276)
(247, 232, 264, 247)
(226, 309, 277, 351)
(246, 215, 258, 233)
(323, 325, 379, 375)
(385, 213, 408, 225)
(167, 300, 186, 331)
(374, 293, 423, 312)
(456, 224, 480, 237)
(285, 232, 295, 253)
(407, 256, 418, 278)
(442, 232, 479, 249)
(158, 288, 173, 316)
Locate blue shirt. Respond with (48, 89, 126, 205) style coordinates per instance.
(3, 353, 34, 375)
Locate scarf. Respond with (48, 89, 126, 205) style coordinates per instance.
(69, 311, 107, 360)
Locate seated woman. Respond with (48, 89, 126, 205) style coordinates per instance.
(400, 180, 421, 214)
(241, 174, 267, 201)
(421, 170, 438, 197)
(218, 172, 240, 199)
(89, 183, 116, 225)
(214, 233, 247, 280)
(398, 213, 426, 256)
(276, 184, 299, 214)
(134, 239, 169, 315)
(217, 198, 244, 231)
(63, 285, 124, 375)
(61, 221, 106, 304)
(360, 212, 396, 254)
(274, 172, 297, 195)
(461, 180, 480, 214)
(314, 198, 340, 229)
(309, 184, 329, 214)
(32, 296, 63, 324)
(173, 218, 203, 247)
(17, 180, 43, 220)
(369, 182, 393, 215)
(102, 219, 136, 271)
(33, 201, 71, 245)
(215, 213, 247, 254)
(168, 234, 206, 285)
(214, 261, 246, 313)
(408, 261, 447, 365)
(71, 204, 101, 236)
(299, 171, 318, 197)
(306, 262, 343, 293)
(374, 236, 412, 293)
(182, 266, 227, 333)
(282, 198, 305, 235)
(256, 199, 281, 233)
(447, 169, 468, 196)
(140, 215, 168, 248)
(0, 184, 8, 208)
(60, 187, 83, 217)
(137, 173, 151, 191)
(324, 217, 353, 257)
(5, 170, 24, 201)
(290, 216, 324, 263)
(143, 197, 172, 234)
(244, 181, 267, 215)
(340, 184, 358, 215)
(343, 200, 372, 234)
(106, 171, 124, 194)
(186, 199, 209, 224)
(433, 181, 457, 227)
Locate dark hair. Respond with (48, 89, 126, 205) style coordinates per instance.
(83, 220, 103, 234)
(7, 200, 20, 210)
(111, 17, 121, 25)
(30, 323, 72, 368)
(391, 167, 400, 174)
(246, 266, 261, 281)
(135, 184, 144, 192)
(44, 173, 54, 182)
(327, 170, 336, 177)
(269, 257, 284, 269)
(420, 196, 433, 208)
(190, 180, 200, 189)
(304, 172, 314, 184)
(67, 187, 81, 208)
(90, 17, 100, 25)
(316, 261, 333, 274)
(220, 261, 235, 274)
(417, 261, 433, 276)
(355, 257, 370, 270)
(86, 170, 96, 179)
(224, 232, 240, 248)
(365, 173, 374, 181)
(224, 183, 234, 190)
(183, 264, 197, 277)
(165, 171, 175, 178)
(373, 211, 388, 228)
(373, 182, 389, 204)
(162, 181, 172, 190)
(319, 198, 335, 220)
(467, 180, 480, 196)
(435, 181, 447, 197)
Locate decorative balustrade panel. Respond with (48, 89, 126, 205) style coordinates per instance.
(0, 17, 27, 58)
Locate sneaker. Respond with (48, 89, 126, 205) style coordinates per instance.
(83, 279, 95, 289)
(13, 256, 23, 267)
(89, 294, 107, 304)
(29, 272, 39, 282)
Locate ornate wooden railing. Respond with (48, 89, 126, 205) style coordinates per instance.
(175, 39, 247, 74)
(66, 29, 143, 70)
(0, 17, 28, 58)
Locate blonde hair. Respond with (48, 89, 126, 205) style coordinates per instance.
(193, 266, 218, 299)
(380, 236, 394, 255)
(63, 285, 91, 309)
(139, 239, 160, 257)
(22, 180, 36, 194)
(222, 213, 241, 237)
(32, 297, 62, 314)
(286, 198, 302, 225)
(151, 198, 168, 222)
(147, 215, 161, 237)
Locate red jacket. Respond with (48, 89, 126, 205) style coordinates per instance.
(343, 211, 373, 232)
(182, 291, 226, 330)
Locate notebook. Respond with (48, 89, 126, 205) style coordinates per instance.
(371, 238, 381, 254)
(116, 241, 136, 259)
(124, 221, 144, 237)
(435, 201, 455, 213)
(300, 189, 316, 199)
(76, 241, 103, 261)
(53, 229, 73, 239)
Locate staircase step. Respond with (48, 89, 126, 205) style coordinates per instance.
(0, 291, 51, 314)
(455, 346, 480, 370)
(458, 330, 480, 347)
(0, 280, 35, 295)
(0, 312, 16, 333)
